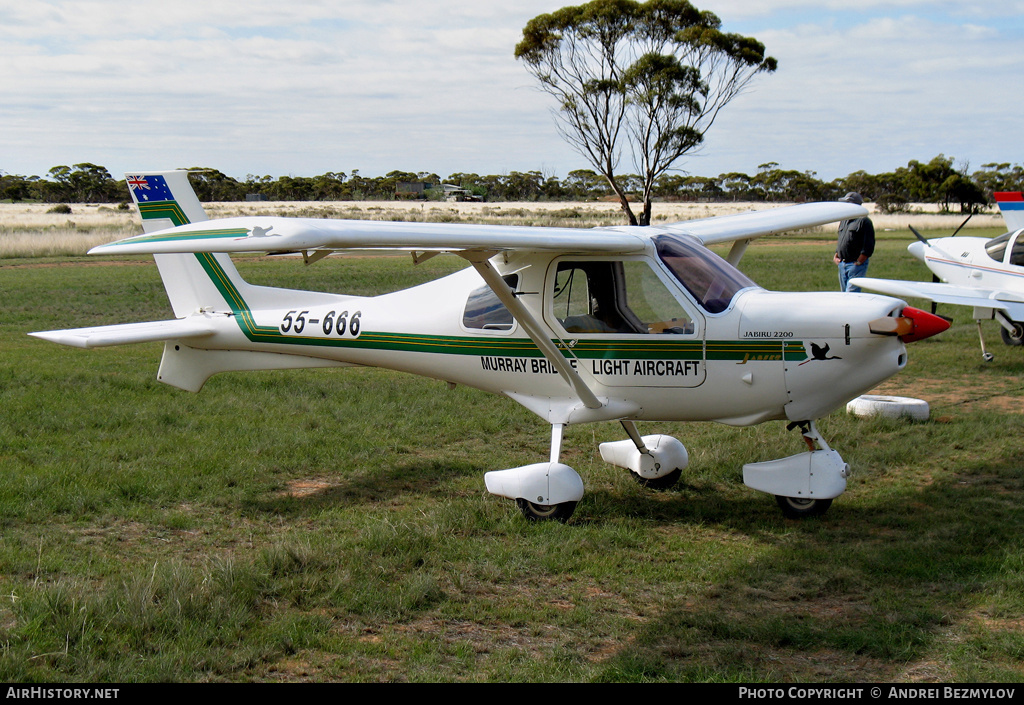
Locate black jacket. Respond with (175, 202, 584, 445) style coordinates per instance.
(836, 217, 875, 262)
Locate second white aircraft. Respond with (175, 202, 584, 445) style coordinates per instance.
(854, 192, 1024, 361)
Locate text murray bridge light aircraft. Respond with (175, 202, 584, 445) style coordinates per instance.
(31, 171, 950, 522)
(853, 192, 1024, 361)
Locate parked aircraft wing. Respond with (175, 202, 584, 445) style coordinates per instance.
(88, 201, 865, 258)
(88, 218, 648, 257)
(851, 277, 1024, 319)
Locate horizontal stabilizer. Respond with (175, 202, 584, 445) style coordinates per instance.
(30, 318, 215, 349)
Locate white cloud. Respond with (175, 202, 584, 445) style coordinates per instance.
(0, 1, 1022, 182)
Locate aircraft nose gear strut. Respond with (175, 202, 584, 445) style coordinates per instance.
(743, 420, 850, 518)
(787, 420, 817, 452)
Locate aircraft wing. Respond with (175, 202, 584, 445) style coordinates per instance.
(88, 201, 865, 257)
(89, 218, 648, 256)
(662, 202, 868, 246)
(851, 277, 1024, 319)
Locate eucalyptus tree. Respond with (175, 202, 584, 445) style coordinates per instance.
(515, 0, 776, 225)
(46, 163, 120, 202)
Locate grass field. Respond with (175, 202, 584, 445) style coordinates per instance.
(0, 218, 1022, 682)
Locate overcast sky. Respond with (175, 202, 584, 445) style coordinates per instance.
(2, 1, 1022, 183)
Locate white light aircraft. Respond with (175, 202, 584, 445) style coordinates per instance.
(853, 192, 1024, 361)
(30, 171, 950, 521)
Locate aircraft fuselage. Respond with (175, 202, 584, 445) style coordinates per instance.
(158, 241, 910, 430)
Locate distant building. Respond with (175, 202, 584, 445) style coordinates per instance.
(442, 184, 483, 202)
(395, 182, 434, 199)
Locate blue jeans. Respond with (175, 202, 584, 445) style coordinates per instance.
(839, 259, 869, 292)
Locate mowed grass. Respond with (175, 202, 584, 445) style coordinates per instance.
(0, 229, 1023, 682)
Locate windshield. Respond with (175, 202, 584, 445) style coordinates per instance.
(986, 232, 1011, 262)
(654, 233, 758, 314)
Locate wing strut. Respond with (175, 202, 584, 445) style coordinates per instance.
(726, 239, 751, 267)
(463, 252, 603, 410)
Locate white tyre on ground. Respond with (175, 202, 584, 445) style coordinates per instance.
(846, 395, 930, 421)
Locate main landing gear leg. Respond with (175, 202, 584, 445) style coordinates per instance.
(483, 423, 584, 523)
(514, 424, 579, 522)
(598, 422, 688, 490)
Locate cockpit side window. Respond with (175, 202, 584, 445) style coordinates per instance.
(986, 232, 1011, 262)
(463, 274, 518, 331)
(654, 233, 758, 314)
(1010, 232, 1024, 267)
(551, 260, 695, 335)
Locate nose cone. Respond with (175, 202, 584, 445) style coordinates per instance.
(907, 240, 927, 261)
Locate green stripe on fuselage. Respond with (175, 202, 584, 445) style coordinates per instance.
(133, 196, 809, 364)
(195, 253, 808, 363)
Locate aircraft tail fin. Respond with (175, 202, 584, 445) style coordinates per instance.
(994, 192, 1024, 232)
(33, 171, 359, 391)
(124, 171, 248, 318)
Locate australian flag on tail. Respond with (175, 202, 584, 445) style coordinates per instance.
(126, 174, 173, 202)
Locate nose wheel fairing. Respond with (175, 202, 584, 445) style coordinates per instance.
(743, 449, 850, 502)
(742, 420, 850, 511)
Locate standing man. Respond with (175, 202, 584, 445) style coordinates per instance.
(834, 192, 874, 292)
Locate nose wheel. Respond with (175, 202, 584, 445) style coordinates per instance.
(775, 494, 832, 519)
(776, 423, 837, 517)
(516, 498, 577, 523)
(744, 420, 848, 518)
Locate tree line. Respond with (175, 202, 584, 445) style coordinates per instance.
(1, 155, 1022, 215)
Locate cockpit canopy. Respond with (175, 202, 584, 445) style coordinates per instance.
(984, 229, 1024, 265)
(654, 233, 758, 314)
(461, 232, 761, 335)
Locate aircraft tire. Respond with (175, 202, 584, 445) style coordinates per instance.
(630, 467, 682, 490)
(846, 395, 930, 422)
(516, 498, 577, 523)
(999, 321, 1024, 346)
(775, 495, 832, 519)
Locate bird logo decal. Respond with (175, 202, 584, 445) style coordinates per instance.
(798, 342, 842, 366)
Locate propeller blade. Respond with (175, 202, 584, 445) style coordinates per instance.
(950, 213, 973, 237)
(909, 224, 929, 244)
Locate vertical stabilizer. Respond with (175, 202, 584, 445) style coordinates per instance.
(124, 170, 244, 318)
(126, 171, 209, 232)
(994, 192, 1024, 232)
